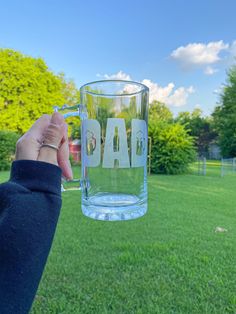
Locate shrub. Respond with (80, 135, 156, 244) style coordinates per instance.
(149, 121, 196, 174)
(0, 131, 20, 170)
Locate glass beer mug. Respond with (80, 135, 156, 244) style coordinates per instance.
(55, 80, 149, 221)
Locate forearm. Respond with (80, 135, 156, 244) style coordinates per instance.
(0, 160, 62, 314)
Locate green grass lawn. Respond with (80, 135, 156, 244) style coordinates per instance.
(1, 167, 236, 313)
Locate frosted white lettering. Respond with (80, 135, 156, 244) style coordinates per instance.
(83, 119, 101, 167)
(82, 118, 147, 168)
(102, 118, 130, 168)
(131, 119, 147, 167)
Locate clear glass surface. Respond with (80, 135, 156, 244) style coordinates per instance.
(56, 80, 149, 221)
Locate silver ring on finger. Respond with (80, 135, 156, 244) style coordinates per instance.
(40, 143, 59, 151)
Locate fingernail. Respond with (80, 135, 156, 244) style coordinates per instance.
(51, 112, 64, 125)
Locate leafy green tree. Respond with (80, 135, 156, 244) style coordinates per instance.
(148, 102, 196, 174)
(59, 74, 81, 139)
(59, 72, 80, 106)
(0, 130, 20, 170)
(0, 49, 79, 134)
(176, 108, 217, 156)
(149, 100, 173, 123)
(149, 120, 196, 174)
(212, 65, 236, 157)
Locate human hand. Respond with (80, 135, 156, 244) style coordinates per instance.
(15, 112, 73, 179)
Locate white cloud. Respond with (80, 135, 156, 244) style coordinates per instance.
(171, 40, 229, 74)
(141, 79, 195, 107)
(98, 72, 195, 107)
(204, 66, 218, 75)
(141, 79, 174, 103)
(101, 70, 132, 81)
(171, 40, 228, 66)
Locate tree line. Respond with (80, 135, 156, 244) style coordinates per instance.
(0, 48, 235, 173)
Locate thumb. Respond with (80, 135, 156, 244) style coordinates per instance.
(38, 112, 65, 165)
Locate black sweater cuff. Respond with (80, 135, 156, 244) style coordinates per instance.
(10, 160, 62, 196)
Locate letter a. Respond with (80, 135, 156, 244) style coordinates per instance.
(103, 118, 130, 168)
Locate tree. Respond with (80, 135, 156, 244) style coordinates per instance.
(59, 72, 80, 106)
(176, 108, 217, 156)
(0, 49, 79, 134)
(149, 100, 173, 123)
(58, 73, 81, 139)
(0, 130, 19, 170)
(148, 101, 196, 174)
(212, 65, 236, 157)
(149, 120, 196, 174)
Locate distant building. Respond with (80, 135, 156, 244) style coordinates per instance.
(208, 143, 221, 159)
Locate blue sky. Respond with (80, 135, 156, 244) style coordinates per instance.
(1, 0, 236, 116)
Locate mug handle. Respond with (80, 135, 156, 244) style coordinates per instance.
(53, 104, 87, 191)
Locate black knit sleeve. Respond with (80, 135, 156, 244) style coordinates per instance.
(0, 160, 62, 314)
